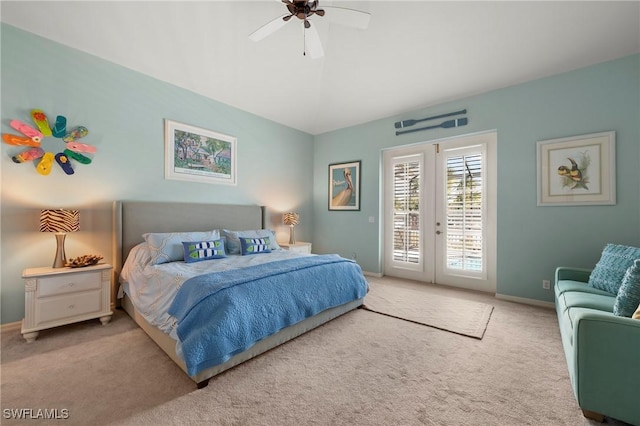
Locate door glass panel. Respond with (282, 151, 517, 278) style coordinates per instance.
(392, 159, 421, 265)
(445, 152, 483, 273)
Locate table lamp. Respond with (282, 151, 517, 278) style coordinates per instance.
(40, 209, 80, 268)
(283, 212, 300, 244)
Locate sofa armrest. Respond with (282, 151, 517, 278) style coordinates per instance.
(555, 266, 592, 284)
(573, 311, 640, 425)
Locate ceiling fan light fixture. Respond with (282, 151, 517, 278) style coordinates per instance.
(249, 0, 370, 58)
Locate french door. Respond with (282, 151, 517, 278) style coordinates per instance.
(383, 132, 496, 293)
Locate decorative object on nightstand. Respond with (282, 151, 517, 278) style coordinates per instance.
(283, 212, 300, 244)
(21, 263, 113, 342)
(65, 254, 103, 268)
(40, 209, 79, 268)
(280, 241, 312, 254)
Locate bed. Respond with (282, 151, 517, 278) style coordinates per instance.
(112, 201, 367, 388)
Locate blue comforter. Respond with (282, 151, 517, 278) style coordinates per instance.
(168, 254, 368, 376)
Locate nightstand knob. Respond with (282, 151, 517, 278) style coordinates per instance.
(68, 304, 75, 310)
(68, 282, 75, 287)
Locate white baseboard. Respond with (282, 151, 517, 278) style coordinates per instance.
(1, 320, 22, 332)
(363, 271, 383, 278)
(496, 293, 555, 309)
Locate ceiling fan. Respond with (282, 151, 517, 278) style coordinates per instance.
(249, 0, 370, 59)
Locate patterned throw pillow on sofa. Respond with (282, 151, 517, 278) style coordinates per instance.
(588, 244, 640, 294)
(613, 259, 640, 317)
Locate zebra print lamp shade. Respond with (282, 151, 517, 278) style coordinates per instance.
(40, 209, 79, 268)
(283, 212, 299, 245)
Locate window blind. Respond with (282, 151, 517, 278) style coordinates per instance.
(445, 152, 483, 272)
(392, 159, 421, 264)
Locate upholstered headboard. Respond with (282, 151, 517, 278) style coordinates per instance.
(112, 201, 264, 276)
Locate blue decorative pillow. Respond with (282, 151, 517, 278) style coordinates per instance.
(240, 237, 272, 255)
(222, 229, 281, 254)
(588, 244, 640, 294)
(613, 259, 640, 317)
(143, 230, 220, 265)
(182, 239, 226, 263)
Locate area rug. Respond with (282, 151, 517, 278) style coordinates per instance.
(362, 282, 493, 339)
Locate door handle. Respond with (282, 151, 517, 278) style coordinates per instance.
(436, 230, 442, 235)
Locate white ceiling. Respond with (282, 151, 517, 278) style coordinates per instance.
(2, 1, 639, 135)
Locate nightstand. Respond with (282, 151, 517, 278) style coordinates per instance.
(21, 263, 113, 342)
(280, 242, 312, 254)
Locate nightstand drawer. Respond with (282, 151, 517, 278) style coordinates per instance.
(37, 290, 102, 323)
(38, 271, 101, 297)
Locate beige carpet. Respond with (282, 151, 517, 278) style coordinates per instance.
(362, 281, 493, 339)
(0, 276, 631, 425)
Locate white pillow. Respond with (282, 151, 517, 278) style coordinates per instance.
(143, 230, 220, 265)
(222, 229, 281, 254)
(119, 242, 152, 283)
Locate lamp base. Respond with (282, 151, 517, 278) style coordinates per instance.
(288, 226, 296, 245)
(52, 233, 67, 268)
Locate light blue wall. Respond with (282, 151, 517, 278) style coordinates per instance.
(313, 54, 640, 302)
(0, 25, 314, 324)
(2, 24, 638, 324)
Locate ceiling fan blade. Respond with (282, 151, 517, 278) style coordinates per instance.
(249, 14, 291, 42)
(304, 23, 324, 59)
(323, 6, 371, 30)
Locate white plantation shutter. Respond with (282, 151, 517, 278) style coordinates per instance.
(445, 151, 483, 273)
(391, 155, 422, 267)
(385, 133, 495, 291)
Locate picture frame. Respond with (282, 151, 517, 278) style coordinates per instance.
(328, 160, 361, 211)
(537, 131, 615, 206)
(165, 119, 237, 185)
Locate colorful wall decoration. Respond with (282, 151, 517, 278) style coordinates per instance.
(3, 109, 94, 175)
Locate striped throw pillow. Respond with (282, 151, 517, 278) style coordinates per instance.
(182, 239, 226, 263)
(240, 237, 272, 255)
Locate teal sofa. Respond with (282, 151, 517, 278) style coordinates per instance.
(555, 266, 640, 425)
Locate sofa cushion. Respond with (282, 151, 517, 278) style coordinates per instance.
(613, 259, 640, 317)
(561, 292, 615, 313)
(588, 244, 640, 294)
(555, 280, 614, 299)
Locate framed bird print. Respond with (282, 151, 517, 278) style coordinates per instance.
(329, 160, 361, 211)
(537, 131, 615, 206)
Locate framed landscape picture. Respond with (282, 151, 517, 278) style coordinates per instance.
(165, 119, 237, 185)
(537, 131, 615, 206)
(329, 160, 361, 211)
